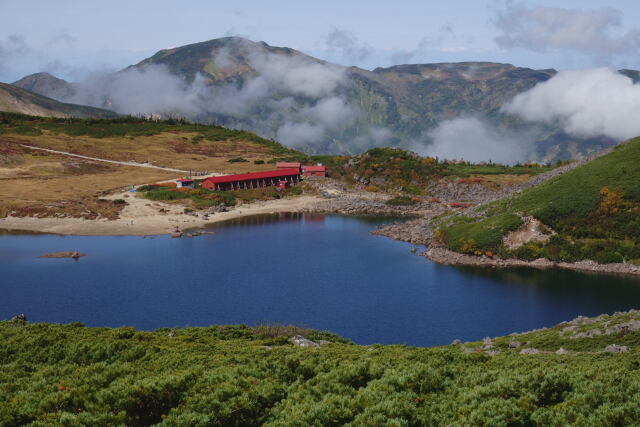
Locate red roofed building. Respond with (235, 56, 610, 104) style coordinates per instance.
(201, 169, 301, 191)
(302, 165, 326, 177)
(276, 162, 301, 171)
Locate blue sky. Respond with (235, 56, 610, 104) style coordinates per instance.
(2, 0, 640, 82)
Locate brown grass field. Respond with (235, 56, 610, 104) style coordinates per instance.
(0, 130, 285, 217)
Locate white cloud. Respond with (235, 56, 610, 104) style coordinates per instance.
(68, 64, 210, 116)
(494, 4, 640, 57)
(275, 122, 325, 147)
(324, 27, 372, 65)
(0, 35, 31, 74)
(414, 117, 528, 164)
(248, 49, 345, 98)
(303, 96, 354, 128)
(59, 39, 357, 152)
(352, 126, 396, 151)
(503, 67, 640, 141)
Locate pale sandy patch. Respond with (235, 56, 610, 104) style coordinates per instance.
(0, 191, 324, 236)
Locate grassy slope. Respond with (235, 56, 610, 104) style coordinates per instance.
(328, 147, 556, 195)
(441, 138, 640, 263)
(0, 113, 307, 217)
(2, 312, 640, 425)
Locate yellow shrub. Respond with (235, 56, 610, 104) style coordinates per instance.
(599, 187, 625, 214)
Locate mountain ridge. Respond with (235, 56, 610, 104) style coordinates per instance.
(0, 82, 116, 119)
(9, 37, 630, 159)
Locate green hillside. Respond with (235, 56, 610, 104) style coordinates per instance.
(439, 138, 640, 264)
(2, 312, 640, 425)
(0, 112, 298, 157)
(0, 83, 115, 119)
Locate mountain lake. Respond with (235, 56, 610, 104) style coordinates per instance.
(2, 213, 640, 347)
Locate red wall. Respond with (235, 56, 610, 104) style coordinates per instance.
(202, 180, 216, 190)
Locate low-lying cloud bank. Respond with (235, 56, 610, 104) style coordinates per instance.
(503, 67, 640, 141)
(63, 39, 358, 152)
(51, 40, 640, 163)
(412, 117, 530, 165)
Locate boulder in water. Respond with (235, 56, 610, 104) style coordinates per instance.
(39, 251, 85, 259)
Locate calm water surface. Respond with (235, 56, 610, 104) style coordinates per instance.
(2, 213, 640, 347)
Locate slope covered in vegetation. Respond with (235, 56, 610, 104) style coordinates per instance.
(439, 138, 640, 264)
(0, 112, 298, 157)
(327, 147, 556, 194)
(2, 312, 640, 425)
(0, 113, 306, 218)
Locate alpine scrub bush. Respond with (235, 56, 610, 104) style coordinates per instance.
(138, 186, 237, 208)
(3, 312, 640, 425)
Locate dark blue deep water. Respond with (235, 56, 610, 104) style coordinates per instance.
(2, 213, 640, 347)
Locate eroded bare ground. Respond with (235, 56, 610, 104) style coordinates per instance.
(503, 216, 555, 249)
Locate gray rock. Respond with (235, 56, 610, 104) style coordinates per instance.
(171, 231, 183, 238)
(555, 348, 569, 355)
(451, 339, 462, 345)
(290, 335, 320, 348)
(206, 204, 228, 214)
(519, 348, 542, 355)
(39, 251, 85, 259)
(572, 329, 602, 339)
(508, 341, 521, 349)
(605, 320, 640, 335)
(11, 313, 27, 322)
(167, 331, 176, 338)
(604, 344, 629, 353)
(318, 340, 331, 346)
(487, 350, 500, 356)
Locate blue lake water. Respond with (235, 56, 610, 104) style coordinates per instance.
(2, 213, 640, 347)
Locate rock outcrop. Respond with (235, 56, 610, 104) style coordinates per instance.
(39, 251, 85, 259)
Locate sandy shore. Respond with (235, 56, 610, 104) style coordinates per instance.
(0, 191, 324, 236)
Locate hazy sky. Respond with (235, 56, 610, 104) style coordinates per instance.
(2, 0, 640, 82)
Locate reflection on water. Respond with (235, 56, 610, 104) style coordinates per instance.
(457, 266, 640, 314)
(208, 212, 307, 228)
(1, 214, 639, 347)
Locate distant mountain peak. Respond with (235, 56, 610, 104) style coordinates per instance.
(12, 72, 75, 101)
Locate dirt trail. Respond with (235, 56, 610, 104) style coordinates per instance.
(20, 144, 190, 173)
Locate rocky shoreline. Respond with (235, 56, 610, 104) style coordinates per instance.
(422, 246, 640, 277)
(369, 211, 640, 277)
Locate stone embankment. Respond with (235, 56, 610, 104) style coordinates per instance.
(311, 197, 423, 217)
